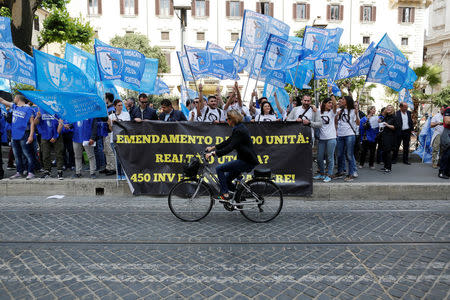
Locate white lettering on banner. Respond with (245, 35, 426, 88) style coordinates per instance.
(124, 59, 140, 68)
(97, 46, 121, 54)
(125, 67, 137, 75)
(393, 65, 407, 73)
(124, 50, 141, 58)
(124, 77, 139, 85)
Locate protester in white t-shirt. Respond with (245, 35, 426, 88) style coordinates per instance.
(286, 94, 322, 138)
(252, 101, 280, 122)
(313, 95, 337, 183)
(335, 96, 360, 181)
(192, 84, 226, 123)
(431, 106, 446, 168)
(108, 100, 130, 180)
(224, 81, 251, 122)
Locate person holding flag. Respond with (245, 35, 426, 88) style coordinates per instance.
(286, 94, 321, 138)
(193, 84, 225, 123)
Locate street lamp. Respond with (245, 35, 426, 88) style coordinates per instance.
(174, 0, 191, 54)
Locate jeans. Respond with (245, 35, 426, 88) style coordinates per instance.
(11, 137, 34, 174)
(317, 138, 337, 176)
(216, 160, 255, 194)
(337, 135, 357, 176)
(94, 136, 106, 171)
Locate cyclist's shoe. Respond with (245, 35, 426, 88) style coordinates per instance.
(218, 194, 232, 203)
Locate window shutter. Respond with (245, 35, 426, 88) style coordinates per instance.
(306, 4, 310, 19)
(170, 0, 174, 15)
(372, 6, 376, 21)
(411, 7, 415, 23)
(269, 3, 274, 17)
(226, 1, 230, 17)
(240, 1, 244, 17)
(135, 0, 139, 15)
(339, 5, 343, 20)
(360, 6, 363, 21)
(192, 0, 195, 16)
(120, 0, 124, 15)
(293, 4, 297, 19)
(256, 2, 260, 14)
(398, 7, 402, 23)
(155, 0, 160, 15)
(326, 5, 330, 20)
(98, 0, 102, 14)
(206, 0, 210, 16)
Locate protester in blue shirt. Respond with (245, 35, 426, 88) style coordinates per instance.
(0, 94, 36, 179)
(158, 99, 187, 122)
(71, 118, 97, 178)
(359, 106, 379, 169)
(34, 109, 64, 179)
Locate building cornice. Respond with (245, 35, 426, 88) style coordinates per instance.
(425, 32, 450, 46)
(389, 0, 432, 8)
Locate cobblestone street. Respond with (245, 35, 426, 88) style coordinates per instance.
(0, 197, 449, 299)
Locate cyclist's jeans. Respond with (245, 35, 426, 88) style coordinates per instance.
(216, 160, 255, 194)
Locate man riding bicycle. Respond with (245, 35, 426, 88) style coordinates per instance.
(206, 110, 259, 202)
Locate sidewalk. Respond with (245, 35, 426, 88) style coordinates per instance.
(1, 151, 450, 200)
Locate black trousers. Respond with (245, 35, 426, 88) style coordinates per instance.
(62, 132, 75, 168)
(439, 147, 450, 176)
(382, 136, 395, 171)
(360, 140, 376, 167)
(393, 130, 411, 163)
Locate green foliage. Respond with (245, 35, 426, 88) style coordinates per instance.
(11, 83, 36, 96)
(433, 86, 450, 107)
(110, 33, 169, 73)
(0, 7, 11, 17)
(148, 95, 179, 109)
(413, 64, 442, 90)
(294, 28, 305, 38)
(41, 0, 69, 10)
(38, 9, 94, 50)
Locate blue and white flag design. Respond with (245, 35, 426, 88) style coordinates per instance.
(398, 88, 414, 110)
(263, 83, 289, 118)
(413, 116, 433, 163)
(94, 39, 146, 89)
(366, 34, 409, 91)
(34, 49, 94, 93)
(152, 77, 169, 95)
(184, 45, 213, 79)
(19, 90, 107, 123)
(240, 10, 290, 51)
(206, 42, 239, 80)
(0, 45, 36, 87)
(64, 43, 99, 86)
(302, 26, 343, 60)
(0, 17, 13, 48)
(97, 81, 120, 100)
(328, 81, 342, 97)
(231, 39, 248, 73)
(180, 85, 198, 118)
(336, 42, 375, 80)
(285, 60, 314, 89)
(316, 52, 351, 81)
(138, 58, 159, 93)
(177, 51, 195, 81)
(0, 77, 10, 92)
(401, 67, 417, 90)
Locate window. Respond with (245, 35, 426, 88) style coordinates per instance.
(231, 32, 239, 42)
(161, 31, 170, 40)
(400, 7, 414, 23)
(259, 2, 270, 15)
(401, 37, 408, 46)
(89, 0, 99, 14)
(195, 0, 206, 17)
(362, 6, 371, 21)
(363, 36, 370, 44)
(164, 52, 171, 73)
(33, 17, 39, 31)
(197, 32, 205, 41)
(126, 30, 134, 34)
(160, 0, 170, 16)
(330, 5, 340, 20)
(230, 1, 240, 17)
(124, 0, 135, 15)
(296, 4, 306, 19)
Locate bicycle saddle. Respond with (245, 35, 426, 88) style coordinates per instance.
(253, 168, 271, 178)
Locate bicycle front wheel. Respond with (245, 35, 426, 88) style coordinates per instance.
(168, 179, 213, 222)
(238, 179, 283, 223)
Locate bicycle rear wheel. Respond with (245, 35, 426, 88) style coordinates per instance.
(168, 179, 213, 222)
(238, 179, 283, 223)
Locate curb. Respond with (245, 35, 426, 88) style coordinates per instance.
(1, 180, 449, 200)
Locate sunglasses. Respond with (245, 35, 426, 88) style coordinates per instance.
(139, 101, 148, 104)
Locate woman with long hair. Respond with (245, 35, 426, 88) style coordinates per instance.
(253, 101, 280, 122)
(313, 95, 337, 182)
(335, 95, 360, 181)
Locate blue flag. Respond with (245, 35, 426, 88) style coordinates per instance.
(19, 90, 107, 123)
(206, 42, 239, 80)
(263, 83, 289, 118)
(152, 77, 169, 95)
(285, 60, 314, 89)
(64, 43, 99, 85)
(366, 34, 409, 91)
(0, 45, 36, 87)
(97, 81, 120, 100)
(302, 26, 343, 60)
(0, 78, 10, 92)
(401, 67, 417, 90)
(336, 42, 375, 80)
(138, 58, 159, 93)
(398, 88, 414, 110)
(34, 49, 94, 93)
(184, 45, 212, 79)
(180, 85, 198, 118)
(316, 52, 352, 80)
(328, 81, 342, 97)
(413, 116, 433, 163)
(94, 39, 146, 89)
(231, 39, 248, 73)
(0, 17, 13, 48)
(177, 51, 195, 81)
(240, 10, 290, 51)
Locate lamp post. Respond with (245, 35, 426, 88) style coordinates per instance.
(174, 0, 192, 93)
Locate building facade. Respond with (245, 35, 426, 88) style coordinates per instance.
(424, 0, 450, 93)
(66, 0, 430, 101)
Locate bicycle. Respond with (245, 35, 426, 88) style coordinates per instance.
(168, 152, 283, 223)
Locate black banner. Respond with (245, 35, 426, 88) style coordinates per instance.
(113, 121, 312, 196)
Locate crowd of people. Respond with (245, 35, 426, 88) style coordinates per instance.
(0, 82, 449, 181)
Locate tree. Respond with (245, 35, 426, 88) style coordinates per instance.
(110, 33, 169, 74)
(433, 86, 450, 107)
(0, 0, 94, 54)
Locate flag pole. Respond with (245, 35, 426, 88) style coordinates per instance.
(291, 59, 302, 95)
(243, 55, 256, 103)
(184, 46, 200, 94)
